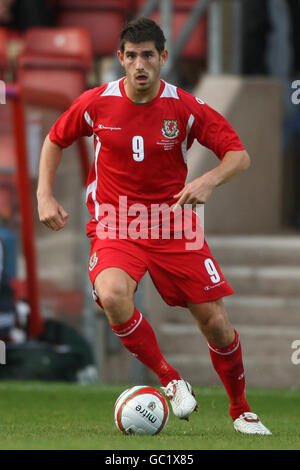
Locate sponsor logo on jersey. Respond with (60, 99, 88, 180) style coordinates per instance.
(89, 252, 98, 271)
(195, 97, 205, 104)
(162, 120, 179, 139)
(98, 124, 122, 131)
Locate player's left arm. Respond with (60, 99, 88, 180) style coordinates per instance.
(173, 149, 250, 210)
(174, 99, 250, 210)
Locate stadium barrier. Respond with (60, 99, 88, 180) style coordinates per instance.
(5, 83, 91, 337)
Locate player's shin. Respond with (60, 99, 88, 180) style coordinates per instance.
(207, 329, 251, 420)
(109, 307, 181, 386)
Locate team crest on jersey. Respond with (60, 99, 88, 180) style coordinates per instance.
(162, 119, 179, 139)
(89, 252, 98, 271)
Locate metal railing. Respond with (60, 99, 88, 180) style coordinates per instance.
(103, 0, 246, 84)
(5, 84, 91, 338)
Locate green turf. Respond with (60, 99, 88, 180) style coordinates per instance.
(0, 381, 299, 450)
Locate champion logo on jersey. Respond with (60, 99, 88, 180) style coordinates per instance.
(162, 120, 179, 139)
(195, 97, 205, 104)
(98, 124, 122, 131)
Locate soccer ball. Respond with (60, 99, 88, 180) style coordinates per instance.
(114, 385, 169, 435)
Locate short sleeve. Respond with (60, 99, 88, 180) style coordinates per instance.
(190, 100, 245, 160)
(49, 88, 96, 148)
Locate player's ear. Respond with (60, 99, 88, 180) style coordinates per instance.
(117, 50, 124, 67)
(160, 49, 168, 66)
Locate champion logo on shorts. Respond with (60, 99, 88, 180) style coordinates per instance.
(204, 281, 225, 291)
(89, 252, 98, 271)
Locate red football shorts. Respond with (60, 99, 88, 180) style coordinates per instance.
(88, 234, 234, 309)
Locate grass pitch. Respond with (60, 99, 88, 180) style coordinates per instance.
(0, 381, 299, 450)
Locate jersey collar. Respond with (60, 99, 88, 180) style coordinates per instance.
(119, 77, 165, 105)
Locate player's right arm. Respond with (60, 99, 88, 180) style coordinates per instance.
(36, 87, 99, 231)
(37, 135, 69, 231)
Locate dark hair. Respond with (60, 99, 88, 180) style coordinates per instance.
(119, 17, 166, 53)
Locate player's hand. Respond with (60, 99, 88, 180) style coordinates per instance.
(173, 175, 214, 212)
(37, 194, 69, 231)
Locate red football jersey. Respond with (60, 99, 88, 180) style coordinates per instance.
(49, 77, 244, 236)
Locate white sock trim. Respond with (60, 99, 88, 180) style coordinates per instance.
(115, 312, 143, 337)
(207, 339, 240, 356)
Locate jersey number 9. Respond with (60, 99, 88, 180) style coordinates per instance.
(132, 136, 144, 162)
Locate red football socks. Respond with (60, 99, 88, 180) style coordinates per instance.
(110, 307, 181, 387)
(208, 329, 251, 420)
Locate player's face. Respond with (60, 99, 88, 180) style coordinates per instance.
(118, 41, 168, 100)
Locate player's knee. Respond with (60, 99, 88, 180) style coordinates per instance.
(98, 288, 126, 312)
(97, 283, 132, 314)
(204, 310, 228, 335)
(192, 300, 229, 334)
(197, 302, 234, 346)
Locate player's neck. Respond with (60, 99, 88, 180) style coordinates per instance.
(123, 78, 161, 104)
